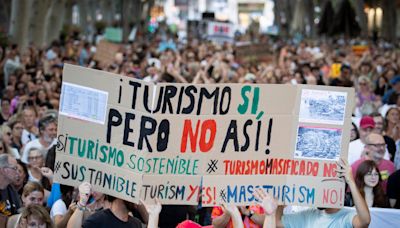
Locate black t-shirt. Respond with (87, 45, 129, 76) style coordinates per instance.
(387, 170, 400, 209)
(0, 185, 22, 216)
(384, 136, 396, 162)
(158, 205, 190, 228)
(82, 209, 142, 228)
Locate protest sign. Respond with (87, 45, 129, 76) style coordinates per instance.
(93, 40, 120, 67)
(104, 27, 123, 43)
(352, 45, 369, 56)
(54, 64, 354, 208)
(206, 21, 235, 44)
(235, 43, 274, 64)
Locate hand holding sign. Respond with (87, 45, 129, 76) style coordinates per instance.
(336, 158, 353, 184)
(253, 188, 278, 215)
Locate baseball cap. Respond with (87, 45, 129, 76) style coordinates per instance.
(360, 116, 375, 129)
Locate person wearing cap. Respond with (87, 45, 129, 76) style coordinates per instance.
(351, 133, 395, 193)
(382, 75, 400, 104)
(348, 116, 390, 165)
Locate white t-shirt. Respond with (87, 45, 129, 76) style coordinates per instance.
(50, 199, 67, 220)
(21, 129, 37, 145)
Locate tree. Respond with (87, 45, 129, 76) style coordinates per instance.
(30, 0, 52, 48)
(46, 0, 67, 44)
(354, 0, 368, 38)
(381, 0, 397, 42)
(9, 0, 32, 51)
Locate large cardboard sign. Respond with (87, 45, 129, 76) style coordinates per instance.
(54, 64, 354, 208)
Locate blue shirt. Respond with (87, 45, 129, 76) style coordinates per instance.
(282, 208, 356, 228)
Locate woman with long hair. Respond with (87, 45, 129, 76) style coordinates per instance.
(346, 160, 390, 208)
(384, 107, 400, 142)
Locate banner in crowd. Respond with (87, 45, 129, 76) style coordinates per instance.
(235, 43, 274, 64)
(93, 40, 121, 67)
(54, 64, 354, 207)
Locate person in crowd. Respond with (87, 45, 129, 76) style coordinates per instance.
(0, 154, 21, 216)
(67, 182, 110, 228)
(21, 106, 38, 145)
(330, 64, 354, 87)
(255, 159, 370, 228)
(371, 112, 397, 161)
(16, 204, 54, 228)
(12, 160, 29, 195)
(8, 118, 24, 152)
(50, 184, 75, 227)
(0, 125, 20, 159)
(0, 98, 12, 125)
(7, 181, 45, 227)
(383, 107, 400, 142)
(345, 160, 390, 208)
(387, 169, 400, 209)
(351, 133, 396, 192)
(22, 115, 57, 163)
(82, 196, 161, 228)
(348, 116, 390, 164)
(382, 76, 400, 104)
(24, 147, 52, 189)
(212, 204, 265, 228)
(355, 76, 381, 117)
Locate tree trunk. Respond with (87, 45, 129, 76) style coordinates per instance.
(30, 0, 52, 48)
(381, 0, 397, 42)
(64, 0, 75, 26)
(122, 0, 135, 43)
(0, 0, 12, 35)
(305, 0, 315, 37)
(9, 0, 32, 51)
(291, 0, 307, 35)
(100, 0, 115, 25)
(78, 0, 89, 36)
(46, 0, 67, 44)
(354, 0, 368, 38)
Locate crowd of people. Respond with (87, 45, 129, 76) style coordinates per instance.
(0, 27, 400, 227)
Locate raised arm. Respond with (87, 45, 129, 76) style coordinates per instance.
(336, 159, 370, 228)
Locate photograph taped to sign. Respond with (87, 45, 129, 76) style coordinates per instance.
(295, 126, 342, 161)
(60, 82, 108, 124)
(299, 89, 347, 125)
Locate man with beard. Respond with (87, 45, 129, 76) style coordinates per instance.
(21, 115, 57, 163)
(82, 196, 161, 228)
(351, 133, 395, 192)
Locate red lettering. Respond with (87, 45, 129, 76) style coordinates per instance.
(180, 120, 200, 153)
(323, 163, 337, 177)
(187, 185, 199, 201)
(199, 120, 216, 152)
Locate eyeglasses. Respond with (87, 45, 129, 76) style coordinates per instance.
(366, 172, 379, 177)
(367, 143, 386, 149)
(5, 132, 11, 136)
(5, 166, 18, 171)
(28, 155, 43, 161)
